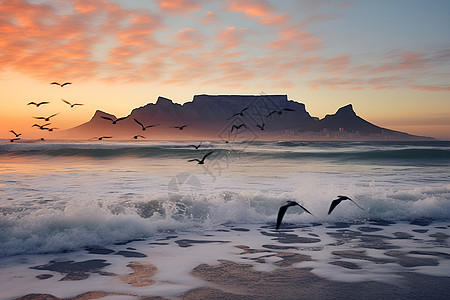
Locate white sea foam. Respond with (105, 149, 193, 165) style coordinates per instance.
(1, 141, 449, 256)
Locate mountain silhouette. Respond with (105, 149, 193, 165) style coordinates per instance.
(301, 104, 406, 137)
(61, 95, 433, 141)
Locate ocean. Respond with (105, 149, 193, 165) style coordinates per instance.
(1, 140, 449, 299)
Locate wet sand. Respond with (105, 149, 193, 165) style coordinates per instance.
(3, 220, 450, 300)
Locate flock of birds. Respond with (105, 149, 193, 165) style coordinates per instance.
(8, 82, 80, 142)
(275, 196, 364, 230)
(9, 89, 363, 229)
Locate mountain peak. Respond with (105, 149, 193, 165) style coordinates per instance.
(156, 96, 174, 105)
(335, 104, 356, 117)
(90, 110, 116, 121)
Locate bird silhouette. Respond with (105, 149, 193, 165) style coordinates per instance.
(256, 123, 265, 131)
(227, 107, 250, 120)
(27, 101, 49, 107)
(51, 82, 71, 87)
(32, 123, 52, 130)
(231, 123, 247, 132)
(328, 196, 364, 215)
(34, 113, 58, 121)
(173, 125, 189, 130)
(189, 142, 203, 149)
(101, 116, 128, 124)
(276, 200, 313, 230)
(10, 137, 21, 143)
(44, 126, 58, 132)
(10, 130, 21, 137)
(188, 151, 213, 164)
(133, 135, 145, 139)
(266, 108, 295, 118)
(93, 136, 112, 140)
(62, 99, 83, 108)
(134, 118, 160, 131)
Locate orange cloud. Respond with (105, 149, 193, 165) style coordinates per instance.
(173, 27, 205, 48)
(157, 0, 201, 14)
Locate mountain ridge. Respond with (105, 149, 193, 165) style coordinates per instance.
(62, 95, 434, 141)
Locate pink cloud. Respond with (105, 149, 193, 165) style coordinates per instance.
(157, 0, 201, 14)
(267, 26, 322, 52)
(324, 55, 351, 73)
(411, 85, 450, 92)
(260, 12, 290, 26)
(227, 0, 275, 18)
(202, 11, 218, 24)
(216, 26, 247, 50)
(372, 51, 429, 73)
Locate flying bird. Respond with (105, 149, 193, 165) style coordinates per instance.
(10, 138, 21, 143)
(267, 108, 295, 118)
(94, 136, 112, 140)
(227, 107, 250, 120)
(328, 196, 364, 215)
(188, 151, 214, 164)
(51, 82, 71, 87)
(34, 113, 58, 121)
(276, 200, 313, 230)
(101, 116, 128, 124)
(133, 135, 145, 139)
(10, 130, 21, 137)
(256, 123, 265, 131)
(231, 123, 247, 132)
(189, 142, 203, 149)
(27, 101, 49, 107)
(62, 99, 83, 108)
(134, 118, 160, 131)
(32, 123, 51, 130)
(44, 126, 58, 132)
(173, 125, 189, 130)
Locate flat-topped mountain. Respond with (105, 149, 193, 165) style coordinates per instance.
(62, 94, 433, 141)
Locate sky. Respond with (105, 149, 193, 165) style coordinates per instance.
(1, 0, 449, 140)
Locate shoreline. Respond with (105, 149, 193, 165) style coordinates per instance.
(3, 220, 449, 300)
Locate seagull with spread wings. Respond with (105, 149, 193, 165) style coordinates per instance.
(51, 82, 72, 87)
(188, 151, 214, 164)
(227, 107, 250, 120)
(266, 108, 295, 118)
(33, 113, 59, 122)
(231, 123, 247, 132)
(189, 142, 203, 149)
(328, 196, 364, 215)
(101, 116, 128, 124)
(92, 136, 112, 140)
(173, 124, 189, 130)
(27, 101, 50, 107)
(10, 130, 21, 137)
(62, 99, 83, 108)
(276, 200, 313, 230)
(134, 118, 160, 131)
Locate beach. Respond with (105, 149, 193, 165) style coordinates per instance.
(1, 140, 449, 299)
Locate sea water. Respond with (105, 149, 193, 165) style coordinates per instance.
(1, 140, 449, 257)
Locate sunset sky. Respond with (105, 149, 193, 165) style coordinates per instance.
(1, 0, 449, 139)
